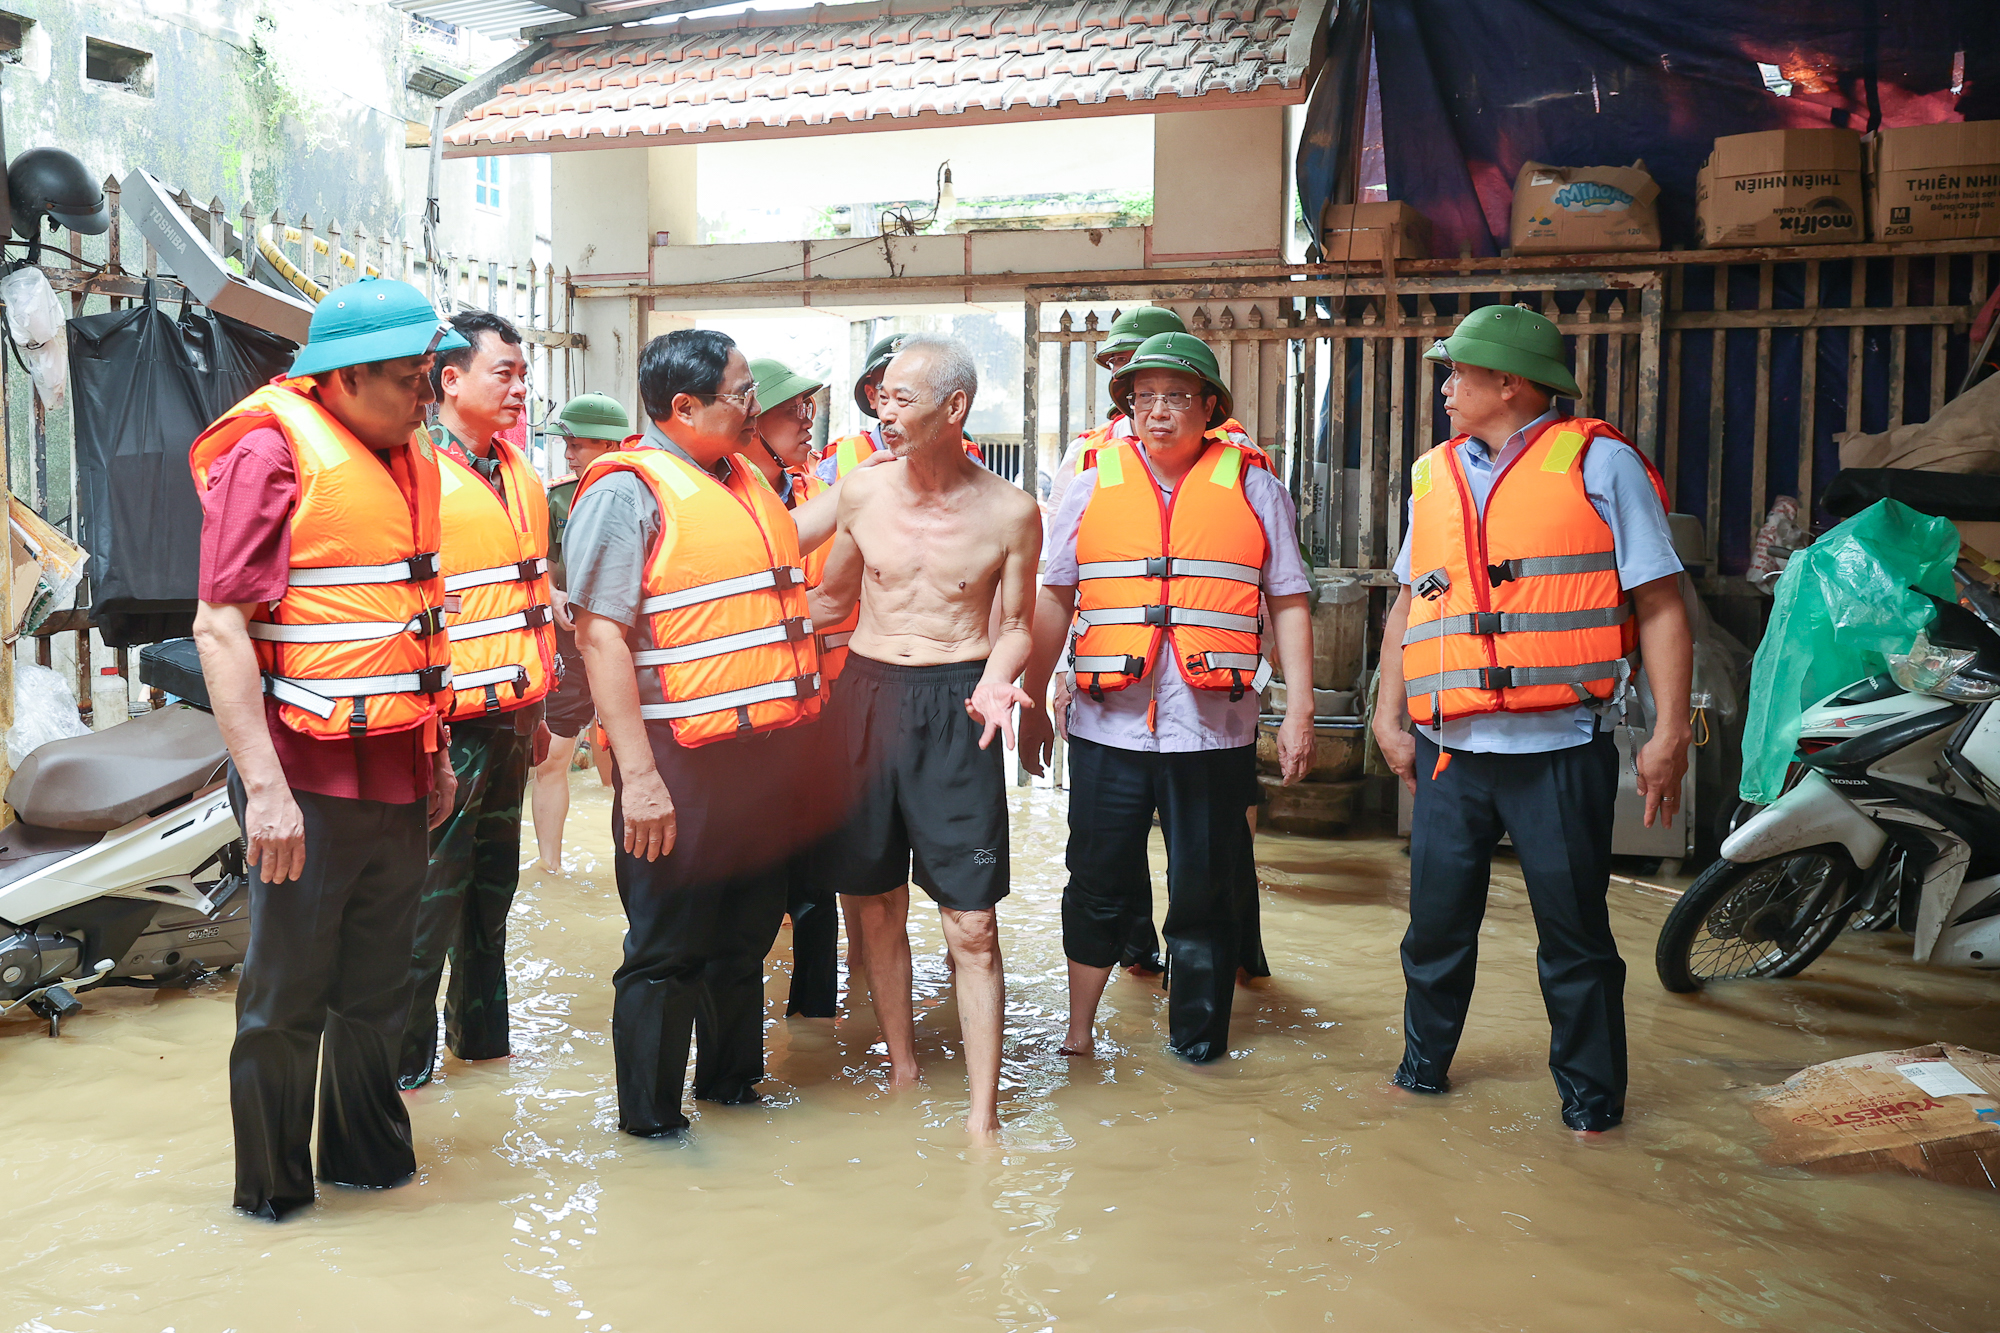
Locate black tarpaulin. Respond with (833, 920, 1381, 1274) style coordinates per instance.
(67, 289, 295, 647)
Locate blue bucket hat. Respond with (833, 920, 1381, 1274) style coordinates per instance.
(288, 277, 467, 378)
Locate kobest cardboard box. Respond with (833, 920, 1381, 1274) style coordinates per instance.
(1318, 202, 1433, 262)
(1750, 1044, 2000, 1190)
(1695, 129, 1865, 247)
(1509, 161, 1661, 254)
(1869, 121, 2000, 241)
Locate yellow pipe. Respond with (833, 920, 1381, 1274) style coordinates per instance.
(256, 226, 382, 304)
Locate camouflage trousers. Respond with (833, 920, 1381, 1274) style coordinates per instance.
(398, 724, 531, 1089)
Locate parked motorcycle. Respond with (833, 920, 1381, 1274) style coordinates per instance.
(1655, 566, 2000, 991)
(0, 641, 247, 1035)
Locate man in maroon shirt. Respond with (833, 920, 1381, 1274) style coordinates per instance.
(192, 278, 461, 1220)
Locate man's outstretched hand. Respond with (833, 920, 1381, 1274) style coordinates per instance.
(966, 681, 1036, 752)
(1018, 704, 1055, 777)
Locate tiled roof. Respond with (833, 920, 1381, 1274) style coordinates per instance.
(443, 0, 1329, 153)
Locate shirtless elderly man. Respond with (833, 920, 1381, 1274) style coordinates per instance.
(810, 333, 1042, 1136)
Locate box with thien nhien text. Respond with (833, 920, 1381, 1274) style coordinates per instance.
(1869, 121, 2000, 241)
(1317, 202, 1432, 262)
(1695, 129, 1865, 247)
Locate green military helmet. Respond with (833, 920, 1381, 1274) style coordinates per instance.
(1109, 331, 1233, 429)
(1093, 306, 1187, 369)
(288, 276, 466, 379)
(1422, 302, 1580, 399)
(750, 357, 824, 413)
(853, 333, 906, 420)
(553, 392, 631, 442)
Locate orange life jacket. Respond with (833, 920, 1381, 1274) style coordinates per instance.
(1071, 439, 1270, 699)
(1402, 416, 1671, 725)
(189, 378, 450, 740)
(436, 434, 558, 718)
(575, 447, 821, 747)
(782, 464, 857, 683)
(1072, 416, 1270, 474)
(832, 431, 984, 475)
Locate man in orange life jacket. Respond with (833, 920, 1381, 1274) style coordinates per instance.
(1020, 332, 1316, 1063)
(191, 278, 464, 1219)
(397, 311, 559, 1090)
(1372, 304, 1691, 1134)
(741, 356, 845, 1019)
(566, 329, 847, 1136)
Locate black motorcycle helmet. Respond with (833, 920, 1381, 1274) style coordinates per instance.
(9, 148, 109, 240)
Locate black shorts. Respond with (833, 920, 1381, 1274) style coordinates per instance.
(544, 627, 595, 739)
(821, 655, 1009, 913)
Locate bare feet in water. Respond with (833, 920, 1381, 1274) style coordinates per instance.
(1057, 1026, 1096, 1057)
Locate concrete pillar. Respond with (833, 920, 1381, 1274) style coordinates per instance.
(647, 146, 699, 248)
(1150, 106, 1287, 263)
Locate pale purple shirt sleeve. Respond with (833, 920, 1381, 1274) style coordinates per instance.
(1041, 469, 1093, 588)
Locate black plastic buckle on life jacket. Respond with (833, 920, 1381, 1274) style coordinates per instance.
(1143, 556, 1172, 578)
(348, 697, 368, 740)
(788, 675, 817, 699)
(1468, 611, 1504, 636)
(1087, 672, 1105, 702)
(409, 606, 448, 638)
(778, 616, 811, 643)
(1486, 561, 1517, 586)
(523, 603, 554, 630)
(1228, 668, 1246, 702)
(512, 557, 542, 583)
(770, 566, 802, 591)
(1141, 604, 1171, 626)
(416, 664, 451, 694)
(482, 683, 503, 715)
(1478, 666, 1516, 690)
(735, 704, 755, 732)
(408, 552, 441, 582)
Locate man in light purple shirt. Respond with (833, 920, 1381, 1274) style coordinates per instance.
(1021, 333, 1314, 1063)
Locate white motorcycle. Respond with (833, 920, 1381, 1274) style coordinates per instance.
(1655, 568, 2000, 991)
(0, 641, 247, 1035)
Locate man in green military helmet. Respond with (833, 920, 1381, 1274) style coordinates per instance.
(1374, 302, 1690, 1133)
(1021, 331, 1316, 1063)
(529, 392, 633, 872)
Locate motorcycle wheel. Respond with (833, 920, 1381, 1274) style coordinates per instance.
(1655, 846, 1856, 993)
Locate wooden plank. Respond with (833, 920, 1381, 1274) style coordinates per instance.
(1664, 305, 1973, 330)
(1358, 332, 1380, 568)
(1329, 332, 1349, 565)
(1799, 259, 1820, 515)
(1706, 266, 1727, 573)
(1055, 312, 1073, 449)
(1386, 335, 1406, 564)
(1846, 258, 1867, 440)
(1415, 297, 1436, 456)
(1889, 256, 1908, 426)
(1930, 254, 1949, 419)
(1605, 294, 1625, 433)
(1663, 269, 1682, 497)
(1751, 264, 1774, 551)
(1637, 282, 1663, 464)
(1021, 298, 1041, 501)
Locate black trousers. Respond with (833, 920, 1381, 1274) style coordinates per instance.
(784, 842, 840, 1018)
(227, 769, 429, 1219)
(1061, 737, 1257, 1062)
(1397, 732, 1627, 1130)
(609, 723, 798, 1135)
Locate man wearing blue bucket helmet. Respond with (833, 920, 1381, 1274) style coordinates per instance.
(191, 277, 467, 1220)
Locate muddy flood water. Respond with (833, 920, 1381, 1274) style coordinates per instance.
(5, 773, 1999, 1331)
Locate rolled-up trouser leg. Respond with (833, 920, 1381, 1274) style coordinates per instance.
(1492, 732, 1625, 1129)
(317, 797, 427, 1187)
(1061, 736, 1157, 971)
(444, 728, 530, 1062)
(1396, 735, 1505, 1094)
(1156, 745, 1253, 1062)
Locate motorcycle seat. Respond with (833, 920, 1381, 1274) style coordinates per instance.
(5, 704, 228, 832)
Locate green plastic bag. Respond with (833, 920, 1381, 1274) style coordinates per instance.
(1739, 499, 1959, 803)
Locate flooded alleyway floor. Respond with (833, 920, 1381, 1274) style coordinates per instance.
(3, 776, 1998, 1331)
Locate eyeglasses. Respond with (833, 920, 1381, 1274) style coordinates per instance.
(780, 395, 816, 421)
(702, 385, 760, 410)
(1132, 391, 1201, 413)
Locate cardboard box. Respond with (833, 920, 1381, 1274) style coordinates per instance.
(1509, 161, 1661, 254)
(1695, 129, 1865, 247)
(1750, 1044, 2000, 1189)
(1869, 121, 2000, 241)
(1318, 202, 1432, 262)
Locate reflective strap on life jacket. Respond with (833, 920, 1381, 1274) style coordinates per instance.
(247, 607, 446, 644)
(1079, 605, 1261, 634)
(633, 617, 815, 667)
(637, 673, 822, 721)
(818, 630, 853, 651)
(1401, 603, 1630, 645)
(264, 666, 452, 719)
(1075, 556, 1262, 584)
(638, 565, 805, 616)
(450, 604, 555, 641)
(287, 552, 441, 588)
(452, 664, 528, 691)
(1486, 551, 1617, 583)
(1072, 653, 1146, 675)
(445, 556, 549, 594)
(1404, 657, 1632, 697)
(1197, 652, 1275, 693)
